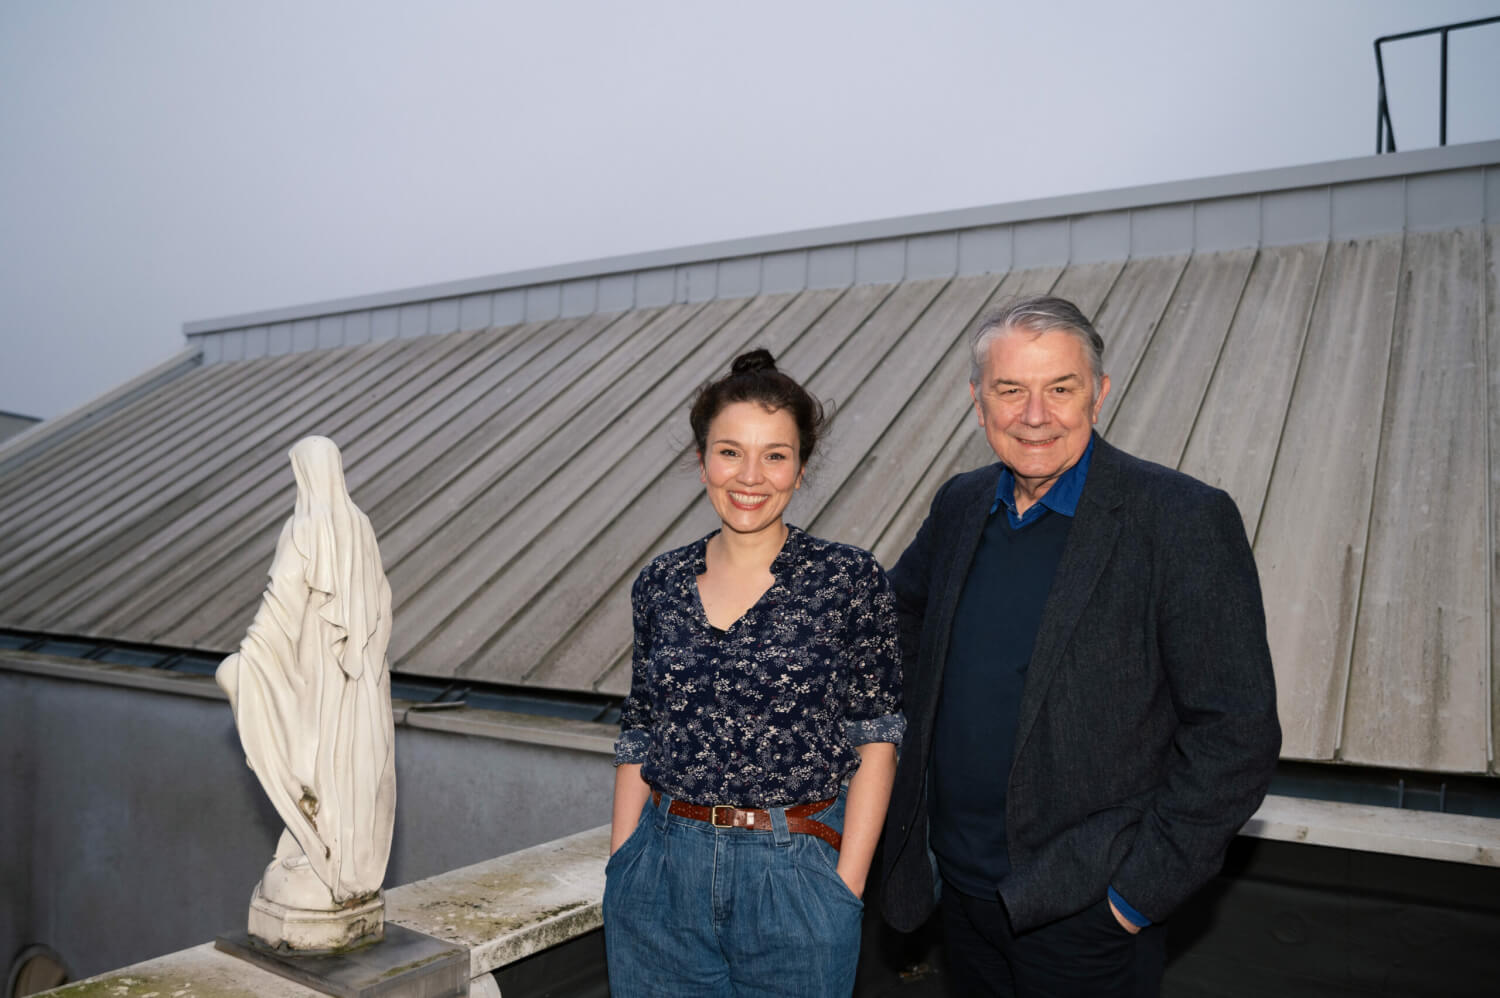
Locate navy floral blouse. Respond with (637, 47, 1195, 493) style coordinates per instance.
(615, 525, 904, 807)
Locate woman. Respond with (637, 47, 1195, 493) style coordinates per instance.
(604, 350, 904, 997)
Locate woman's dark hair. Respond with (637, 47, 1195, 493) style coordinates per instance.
(689, 349, 827, 465)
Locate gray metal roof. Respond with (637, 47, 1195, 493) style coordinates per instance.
(0, 411, 41, 444)
(1, 142, 1496, 776)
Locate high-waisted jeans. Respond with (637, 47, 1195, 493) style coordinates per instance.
(603, 787, 863, 997)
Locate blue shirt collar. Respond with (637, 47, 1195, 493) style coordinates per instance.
(991, 436, 1095, 527)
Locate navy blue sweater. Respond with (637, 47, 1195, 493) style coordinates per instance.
(930, 507, 1072, 898)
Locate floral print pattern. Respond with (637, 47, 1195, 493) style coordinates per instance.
(615, 525, 904, 807)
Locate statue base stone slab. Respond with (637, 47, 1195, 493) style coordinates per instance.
(248, 883, 386, 952)
(215, 923, 468, 998)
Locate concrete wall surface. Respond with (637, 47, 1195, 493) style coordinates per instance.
(0, 668, 613, 983)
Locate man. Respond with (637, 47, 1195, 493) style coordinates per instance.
(879, 295, 1280, 997)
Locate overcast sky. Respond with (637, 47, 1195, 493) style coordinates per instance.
(3, 0, 1498, 420)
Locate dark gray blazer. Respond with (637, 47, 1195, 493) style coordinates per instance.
(878, 435, 1280, 934)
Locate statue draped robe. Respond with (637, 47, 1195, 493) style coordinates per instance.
(217, 436, 396, 907)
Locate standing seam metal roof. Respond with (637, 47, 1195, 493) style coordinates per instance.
(0, 143, 1495, 776)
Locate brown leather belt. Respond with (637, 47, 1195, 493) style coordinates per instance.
(651, 791, 842, 852)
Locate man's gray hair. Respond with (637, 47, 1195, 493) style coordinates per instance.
(968, 295, 1106, 392)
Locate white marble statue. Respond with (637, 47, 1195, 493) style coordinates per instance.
(217, 435, 397, 950)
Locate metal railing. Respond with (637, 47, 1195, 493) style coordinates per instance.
(1375, 14, 1500, 153)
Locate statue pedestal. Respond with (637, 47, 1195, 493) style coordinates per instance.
(215, 923, 468, 998)
(248, 882, 385, 952)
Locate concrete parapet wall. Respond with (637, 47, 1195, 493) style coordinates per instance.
(11, 652, 1500, 995)
(27, 826, 611, 998)
(0, 655, 613, 984)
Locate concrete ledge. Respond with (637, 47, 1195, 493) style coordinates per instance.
(384, 825, 608, 980)
(37, 827, 609, 998)
(35, 798, 1500, 998)
(0, 652, 616, 756)
(41, 942, 328, 998)
(1242, 794, 1500, 866)
(0, 650, 229, 700)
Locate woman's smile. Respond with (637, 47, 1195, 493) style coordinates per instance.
(700, 401, 803, 536)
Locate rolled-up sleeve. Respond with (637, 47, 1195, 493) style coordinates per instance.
(613, 568, 655, 766)
(842, 555, 905, 747)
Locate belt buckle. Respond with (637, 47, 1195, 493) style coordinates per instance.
(710, 805, 736, 828)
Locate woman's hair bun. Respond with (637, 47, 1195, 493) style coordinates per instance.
(730, 349, 777, 376)
(690, 346, 825, 465)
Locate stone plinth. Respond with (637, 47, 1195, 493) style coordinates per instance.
(215, 924, 466, 998)
(247, 886, 384, 952)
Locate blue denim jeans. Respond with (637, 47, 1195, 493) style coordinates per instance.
(603, 787, 863, 997)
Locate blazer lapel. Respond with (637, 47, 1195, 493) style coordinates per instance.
(1012, 437, 1124, 758)
(922, 464, 999, 732)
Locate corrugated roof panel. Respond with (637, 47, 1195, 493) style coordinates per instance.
(70, 320, 547, 643)
(16, 325, 505, 633)
(0, 358, 233, 511)
(798, 278, 981, 521)
(187, 315, 616, 648)
(395, 286, 856, 683)
(1049, 260, 1127, 316)
(509, 281, 927, 691)
(418, 296, 822, 662)
(1489, 224, 1500, 778)
(0, 343, 392, 616)
(1106, 249, 1257, 469)
(392, 294, 784, 670)
(374, 307, 687, 562)
(0, 353, 307, 586)
(810, 273, 1005, 553)
(1, 209, 1493, 777)
(81, 336, 436, 643)
(179, 313, 627, 648)
(340, 315, 589, 525)
(1093, 255, 1190, 435)
(1179, 242, 1328, 536)
(564, 283, 864, 696)
(1342, 227, 1490, 773)
(1255, 235, 1403, 763)
(866, 268, 1073, 569)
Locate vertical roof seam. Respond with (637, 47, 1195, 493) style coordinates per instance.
(409, 296, 762, 675)
(1249, 242, 1333, 550)
(1097, 254, 1193, 436)
(1335, 216, 1410, 762)
(1481, 223, 1495, 773)
(544, 287, 866, 690)
(1168, 247, 1260, 471)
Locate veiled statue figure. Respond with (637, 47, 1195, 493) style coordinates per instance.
(217, 435, 397, 950)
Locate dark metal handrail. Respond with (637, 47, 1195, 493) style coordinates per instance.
(1375, 15, 1500, 153)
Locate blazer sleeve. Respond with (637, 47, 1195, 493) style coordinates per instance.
(1110, 488, 1282, 921)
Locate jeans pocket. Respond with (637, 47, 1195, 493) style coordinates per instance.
(800, 836, 863, 908)
(800, 788, 861, 907)
(605, 802, 653, 875)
